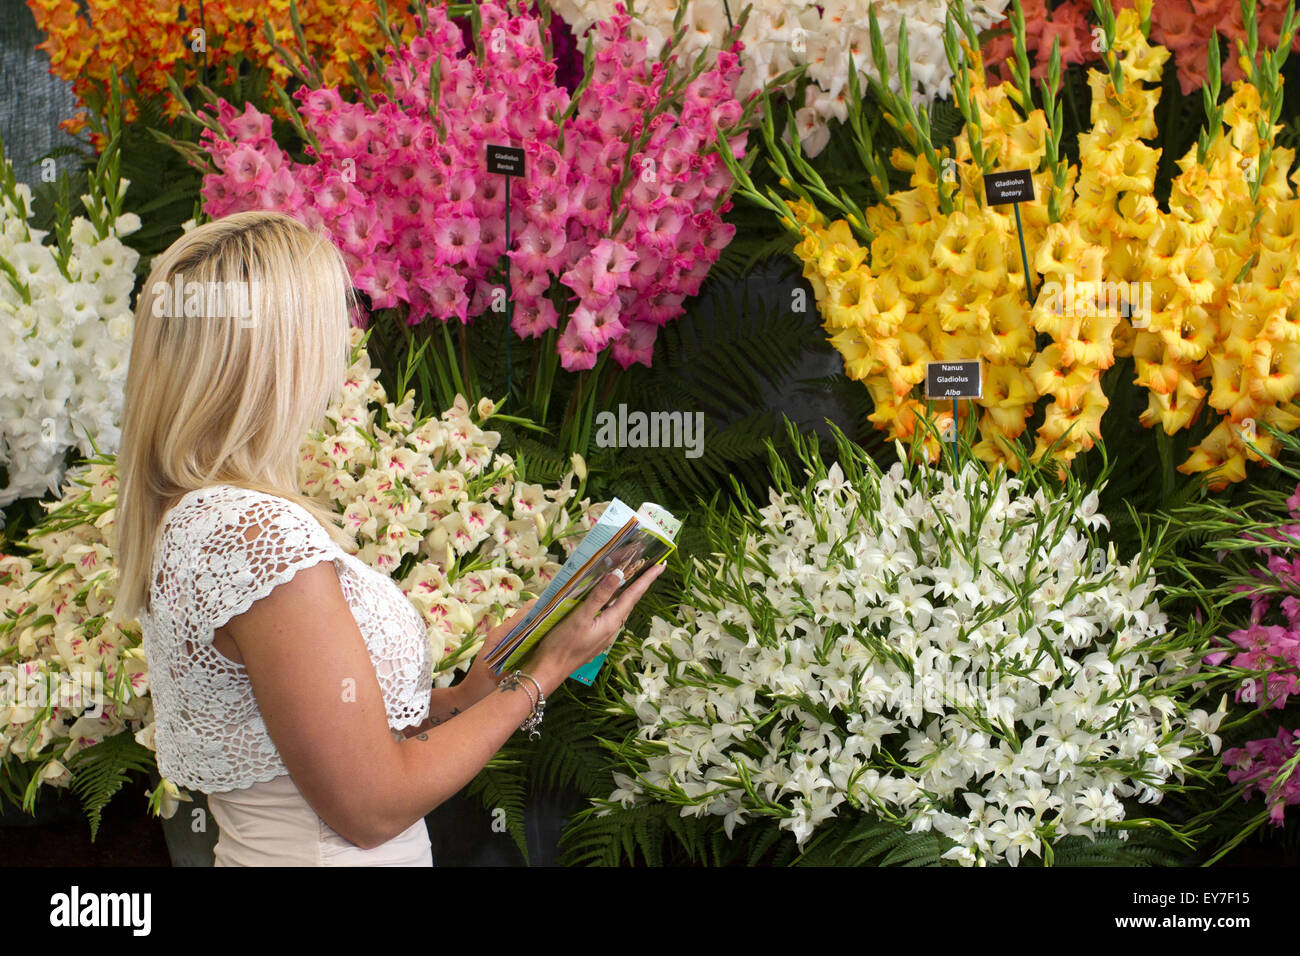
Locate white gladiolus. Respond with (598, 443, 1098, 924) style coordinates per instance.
(594, 437, 1215, 866)
(0, 151, 140, 511)
(548, 0, 1011, 155)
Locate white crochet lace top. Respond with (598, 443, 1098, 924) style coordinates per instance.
(139, 484, 432, 793)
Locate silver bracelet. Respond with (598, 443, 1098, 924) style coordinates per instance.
(514, 672, 538, 710)
(518, 672, 544, 704)
(503, 669, 546, 740)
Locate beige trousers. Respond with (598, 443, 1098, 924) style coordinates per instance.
(206, 770, 433, 867)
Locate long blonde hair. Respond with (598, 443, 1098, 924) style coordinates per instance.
(113, 210, 357, 624)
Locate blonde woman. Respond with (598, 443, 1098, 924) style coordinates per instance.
(111, 210, 662, 865)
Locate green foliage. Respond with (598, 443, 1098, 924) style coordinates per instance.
(24, 69, 205, 284)
(582, 271, 822, 509)
(1032, 831, 1186, 867)
(558, 799, 1187, 867)
(559, 801, 735, 867)
(0, 757, 41, 817)
(65, 733, 157, 842)
(463, 750, 531, 863)
(524, 683, 626, 799)
(363, 262, 826, 519)
(115, 96, 205, 273)
(1153, 423, 1300, 862)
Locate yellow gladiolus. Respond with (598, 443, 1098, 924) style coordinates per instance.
(1168, 244, 1220, 304)
(1168, 178, 1224, 243)
(1114, 193, 1161, 241)
(1259, 200, 1300, 251)
(984, 294, 1037, 363)
(828, 326, 876, 380)
(932, 212, 980, 276)
(935, 283, 992, 333)
(1036, 379, 1109, 453)
(1156, 305, 1217, 364)
(1179, 421, 1247, 489)
(1140, 374, 1207, 434)
(1005, 110, 1049, 168)
(932, 328, 985, 362)
(1098, 140, 1160, 193)
(1207, 353, 1257, 421)
(981, 363, 1036, 435)
(1033, 222, 1087, 279)
(970, 232, 1007, 290)
(1060, 310, 1119, 369)
(1248, 339, 1300, 404)
(871, 229, 902, 271)
(1135, 353, 1183, 397)
(1029, 345, 1096, 409)
(895, 246, 944, 296)
(818, 243, 868, 288)
(775, 1, 1300, 483)
(890, 187, 938, 226)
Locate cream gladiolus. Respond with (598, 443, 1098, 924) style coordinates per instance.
(0, 325, 597, 812)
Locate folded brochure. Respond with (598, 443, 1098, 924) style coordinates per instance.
(485, 498, 680, 685)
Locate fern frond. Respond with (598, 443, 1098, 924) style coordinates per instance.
(464, 749, 531, 863)
(1042, 831, 1184, 867)
(65, 733, 156, 842)
(558, 801, 703, 866)
(527, 689, 628, 797)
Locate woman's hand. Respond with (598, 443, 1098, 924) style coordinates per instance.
(457, 599, 538, 705)
(529, 562, 666, 690)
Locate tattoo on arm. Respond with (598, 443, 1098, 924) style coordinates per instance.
(415, 732, 428, 741)
(498, 673, 521, 693)
(425, 707, 461, 732)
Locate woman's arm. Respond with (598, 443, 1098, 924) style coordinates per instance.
(382, 568, 660, 844)
(399, 685, 468, 739)
(224, 558, 661, 850)
(401, 598, 540, 738)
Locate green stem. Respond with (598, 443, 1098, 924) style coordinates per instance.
(560, 372, 582, 450)
(457, 320, 472, 400)
(598, 356, 621, 407)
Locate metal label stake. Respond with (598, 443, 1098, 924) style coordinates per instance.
(925, 360, 983, 467)
(983, 168, 1037, 306)
(487, 144, 526, 396)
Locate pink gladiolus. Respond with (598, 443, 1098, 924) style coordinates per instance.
(1209, 476, 1300, 826)
(512, 295, 559, 337)
(227, 102, 273, 141)
(557, 320, 599, 371)
(432, 217, 482, 267)
(356, 258, 409, 311)
(571, 300, 626, 350)
(195, 0, 748, 371)
(224, 144, 270, 188)
(610, 319, 658, 368)
(1223, 726, 1300, 825)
